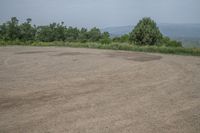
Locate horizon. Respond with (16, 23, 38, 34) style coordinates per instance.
(1, 17, 200, 29)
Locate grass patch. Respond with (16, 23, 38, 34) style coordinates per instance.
(1, 41, 200, 56)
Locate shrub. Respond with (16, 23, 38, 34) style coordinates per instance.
(113, 34, 129, 43)
(100, 38, 111, 44)
(129, 17, 162, 45)
(161, 37, 182, 47)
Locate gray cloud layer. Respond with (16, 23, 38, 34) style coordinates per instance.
(0, 0, 200, 28)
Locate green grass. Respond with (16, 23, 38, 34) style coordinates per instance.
(1, 40, 200, 56)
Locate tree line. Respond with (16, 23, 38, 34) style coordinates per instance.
(0, 17, 182, 47)
(0, 17, 112, 43)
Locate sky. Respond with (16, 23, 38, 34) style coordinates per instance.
(0, 0, 200, 28)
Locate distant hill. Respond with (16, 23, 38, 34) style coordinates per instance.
(102, 24, 200, 48)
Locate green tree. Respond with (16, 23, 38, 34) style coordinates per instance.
(129, 17, 162, 45)
(19, 18, 36, 41)
(54, 22, 66, 41)
(36, 23, 59, 42)
(88, 27, 101, 42)
(65, 27, 80, 42)
(112, 37, 121, 42)
(78, 28, 88, 42)
(36, 25, 52, 42)
(120, 34, 129, 42)
(100, 32, 111, 44)
(0, 17, 113, 43)
(0, 23, 8, 40)
(6, 17, 21, 40)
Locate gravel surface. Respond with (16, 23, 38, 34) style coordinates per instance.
(0, 46, 200, 133)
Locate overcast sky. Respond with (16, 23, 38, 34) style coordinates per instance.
(0, 0, 200, 28)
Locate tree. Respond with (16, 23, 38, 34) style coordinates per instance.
(78, 28, 88, 42)
(88, 27, 101, 42)
(19, 18, 36, 41)
(36, 25, 52, 42)
(54, 22, 66, 41)
(36, 23, 62, 42)
(0, 23, 8, 40)
(6, 17, 21, 40)
(100, 32, 111, 44)
(120, 34, 129, 42)
(65, 27, 80, 42)
(129, 17, 162, 45)
(1, 17, 114, 43)
(112, 37, 121, 42)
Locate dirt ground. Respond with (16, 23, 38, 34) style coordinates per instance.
(0, 46, 200, 133)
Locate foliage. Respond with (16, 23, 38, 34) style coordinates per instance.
(79, 28, 88, 43)
(0, 17, 108, 43)
(87, 27, 102, 42)
(0, 17, 21, 40)
(0, 17, 184, 49)
(129, 17, 162, 45)
(113, 34, 129, 43)
(100, 32, 111, 44)
(161, 36, 182, 47)
(1, 41, 199, 56)
(19, 18, 36, 41)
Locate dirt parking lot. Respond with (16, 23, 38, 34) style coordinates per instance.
(0, 46, 200, 133)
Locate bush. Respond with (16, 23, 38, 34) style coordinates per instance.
(113, 34, 129, 43)
(129, 17, 162, 45)
(100, 38, 111, 44)
(80, 39, 87, 43)
(161, 37, 182, 47)
(1, 40, 200, 56)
